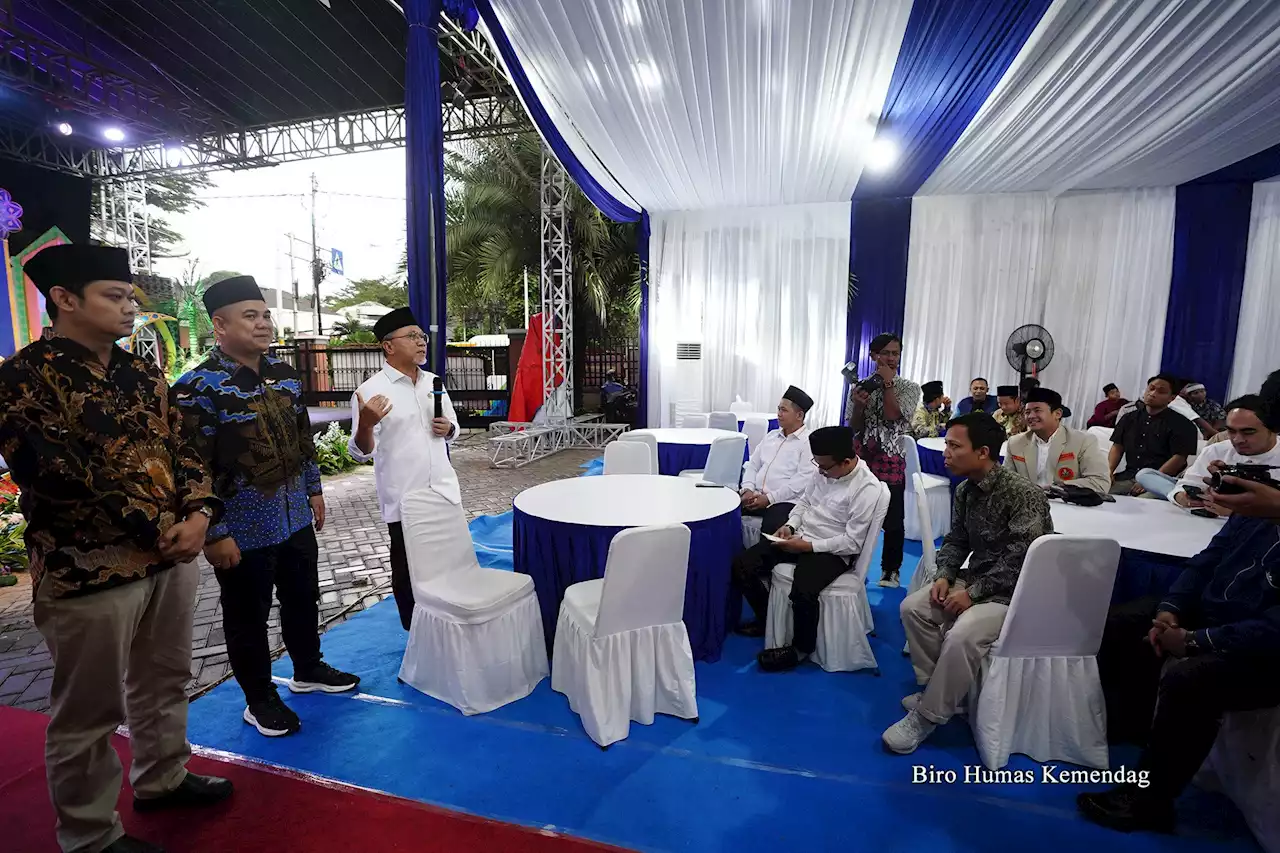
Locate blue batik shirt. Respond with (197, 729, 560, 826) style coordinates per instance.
(171, 348, 322, 552)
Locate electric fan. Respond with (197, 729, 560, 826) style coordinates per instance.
(1005, 324, 1054, 385)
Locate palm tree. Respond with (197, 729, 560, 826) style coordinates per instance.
(400, 132, 640, 339)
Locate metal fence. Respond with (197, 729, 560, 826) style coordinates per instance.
(580, 343, 640, 390)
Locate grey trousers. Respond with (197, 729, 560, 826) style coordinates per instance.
(901, 583, 1008, 724)
(34, 561, 198, 853)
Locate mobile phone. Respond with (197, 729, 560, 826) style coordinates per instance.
(1191, 509, 1217, 519)
(1183, 485, 1205, 500)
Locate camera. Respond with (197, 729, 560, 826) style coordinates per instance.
(856, 373, 885, 395)
(1209, 463, 1280, 495)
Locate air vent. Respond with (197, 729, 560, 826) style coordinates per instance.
(676, 342, 702, 360)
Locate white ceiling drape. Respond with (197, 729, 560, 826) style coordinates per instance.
(1228, 180, 1280, 401)
(920, 0, 1280, 195)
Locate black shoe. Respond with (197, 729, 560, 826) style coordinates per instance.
(104, 836, 165, 853)
(287, 661, 360, 694)
(757, 646, 802, 672)
(734, 620, 765, 637)
(134, 772, 233, 813)
(243, 693, 302, 737)
(1076, 786, 1175, 834)
(878, 570, 900, 588)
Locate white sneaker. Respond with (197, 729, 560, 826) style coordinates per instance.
(878, 571, 900, 588)
(882, 710, 936, 754)
(901, 692, 923, 712)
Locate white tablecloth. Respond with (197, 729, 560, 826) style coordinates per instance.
(514, 475, 739, 527)
(1049, 496, 1224, 559)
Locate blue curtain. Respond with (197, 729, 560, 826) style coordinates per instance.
(1160, 182, 1254, 401)
(637, 212, 651, 427)
(845, 198, 912, 383)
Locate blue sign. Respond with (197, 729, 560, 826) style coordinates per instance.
(330, 249, 344, 275)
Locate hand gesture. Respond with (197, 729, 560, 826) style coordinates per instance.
(929, 578, 950, 606)
(775, 536, 811, 553)
(1146, 611, 1178, 652)
(205, 537, 242, 571)
(356, 392, 392, 427)
(942, 586, 972, 616)
(772, 525, 794, 540)
(1129, 482, 1147, 497)
(941, 396, 953, 409)
(310, 494, 326, 532)
(1205, 476, 1280, 520)
(431, 417, 453, 438)
(159, 514, 209, 562)
(852, 388, 871, 408)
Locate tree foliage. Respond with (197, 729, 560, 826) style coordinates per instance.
(324, 277, 409, 311)
(91, 173, 215, 261)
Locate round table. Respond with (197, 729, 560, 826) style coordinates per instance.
(513, 475, 742, 662)
(1050, 495, 1224, 602)
(628, 427, 744, 476)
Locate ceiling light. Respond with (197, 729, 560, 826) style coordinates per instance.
(55, 122, 72, 136)
(633, 61, 661, 91)
(103, 127, 126, 143)
(866, 137, 898, 172)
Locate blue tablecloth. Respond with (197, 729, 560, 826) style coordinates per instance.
(657, 441, 752, 477)
(738, 418, 780, 431)
(917, 442, 968, 492)
(513, 505, 743, 662)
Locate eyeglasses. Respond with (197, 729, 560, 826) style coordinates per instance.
(389, 332, 427, 343)
(810, 458, 840, 472)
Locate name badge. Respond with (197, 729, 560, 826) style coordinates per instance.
(1058, 452, 1076, 462)
(1012, 455, 1026, 463)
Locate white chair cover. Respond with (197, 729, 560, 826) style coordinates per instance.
(604, 440, 654, 475)
(680, 434, 747, 487)
(742, 416, 770, 454)
(1195, 706, 1280, 853)
(397, 489, 548, 715)
(708, 411, 739, 432)
(619, 431, 660, 473)
(551, 524, 698, 746)
(900, 435, 952, 538)
(970, 535, 1121, 769)
(1087, 425, 1113, 454)
(682, 413, 710, 428)
(741, 514, 763, 549)
(728, 399, 755, 416)
(904, 473, 940, 654)
(764, 482, 890, 672)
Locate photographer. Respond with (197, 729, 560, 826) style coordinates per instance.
(1168, 395, 1280, 516)
(1204, 369, 1280, 519)
(846, 333, 919, 587)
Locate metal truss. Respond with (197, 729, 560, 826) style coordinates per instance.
(540, 148, 574, 422)
(91, 177, 151, 273)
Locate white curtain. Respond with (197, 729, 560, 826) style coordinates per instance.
(1229, 180, 1280, 401)
(921, 0, 1280, 195)
(1042, 189, 1176, 426)
(650, 202, 850, 429)
(901, 194, 1051, 405)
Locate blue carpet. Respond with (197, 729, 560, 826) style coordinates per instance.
(468, 513, 514, 571)
(579, 456, 604, 477)
(186, 536, 1258, 853)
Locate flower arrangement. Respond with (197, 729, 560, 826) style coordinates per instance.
(0, 474, 25, 585)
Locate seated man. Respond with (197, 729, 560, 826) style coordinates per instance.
(1088, 383, 1128, 428)
(956, 377, 997, 415)
(740, 386, 815, 536)
(883, 413, 1052, 754)
(1078, 515, 1280, 833)
(731, 426, 881, 669)
(1166, 394, 1280, 513)
(1182, 382, 1226, 434)
(992, 385, 1026, 436)
(1117, 379, 1214, 439)
(911, 381, 952, 439)
(1004, 387, 1110, 493)
(1108, 374, 1199, 498)
(1204, 369, 1280, 519)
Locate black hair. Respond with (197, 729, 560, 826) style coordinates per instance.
(1102, 383, 1117, 395)
(971, 377, 988, 386)
(1147, 373, 1187, 395)
(1224, 394, 1265, 417)
(868, 333, 902, 355)
(1260, 370, 1280, 431)
(945, 412, 1005, 459)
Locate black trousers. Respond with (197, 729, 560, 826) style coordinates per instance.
(1098, 595, 1280, 801)
(880, 483, 906, 574)
(742, 502, 795, 543)
(387, 522, 414, 630)
(732, 543, 851, 654)
(215, 526, 323, 705)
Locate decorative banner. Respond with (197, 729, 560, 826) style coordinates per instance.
(0, 190, 23, 239)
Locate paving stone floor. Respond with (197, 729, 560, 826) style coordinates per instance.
(0, 437, 597, 713)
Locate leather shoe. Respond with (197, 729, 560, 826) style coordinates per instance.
(1076, 786, 1174, 833)
(103, 835, 165, 853)
(757, 645, 802, 672)
(134, 772, 233, 813)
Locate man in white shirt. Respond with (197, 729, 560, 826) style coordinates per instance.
(1168, 394, 1280, 513)
(348, 307, 461, 630)
(740, 385, 815, 538)
(1004, 387, 1109, 494)
(730, 426, 883, 672)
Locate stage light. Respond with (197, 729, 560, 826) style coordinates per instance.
(866, 137, 898, 172)
(55, 122, 72, 136)
(103, 127, 125, 143)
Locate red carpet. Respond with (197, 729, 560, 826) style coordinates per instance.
(0, 707, 629, 852)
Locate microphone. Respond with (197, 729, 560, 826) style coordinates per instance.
(433, 376, 444, 420)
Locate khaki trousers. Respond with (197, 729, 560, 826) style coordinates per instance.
(901, 583, 1008, 725)
(34, 561, 198, 853)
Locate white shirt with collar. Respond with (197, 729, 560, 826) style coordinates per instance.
(741, 424, 814, 505)
(785, 458, 882, 560)
(1168, 438, 1280, 503)
(348, 362, 462, 523)
(1032, 427, 1058, 487)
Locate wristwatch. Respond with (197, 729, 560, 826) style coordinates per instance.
(193, 505, 215, 522)
(1183, 633, 1201, 656)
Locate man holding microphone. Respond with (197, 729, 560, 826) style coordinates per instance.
(349, 307, 461, 631)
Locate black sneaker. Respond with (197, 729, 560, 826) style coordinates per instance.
(134, 772, 233, 812)
(878, 570, 900, 588)
(243, 694, 301, 737)
(287, 661, 360, 694)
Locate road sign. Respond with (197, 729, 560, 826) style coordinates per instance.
(330, 248, 344, 275)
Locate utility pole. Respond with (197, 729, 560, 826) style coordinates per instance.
(310, 173, 321, 335)
(522, 266, 529, 328)
(285, 233, 298, 336)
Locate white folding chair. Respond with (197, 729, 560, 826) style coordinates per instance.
(619, 431, 660, 474)
(742, 416, 769, 453)
(764, 482, 891, 672)
(970, 535, 1120, 769)
(604, 440, 654, 475)
(682, 413, 709, 429)
(904, 472, 940, 654)
(1088, 426, 1114, 457)
(1196, 706, 1280, 853)
(900, 435, 951, 538)
(728, 398, 754, 416)
(551, 524, 697, 746)
(398, 490, 548, 715)
(679, 433, 747, 486)
(708, 411, 738, 432)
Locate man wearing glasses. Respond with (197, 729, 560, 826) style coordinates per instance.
(350, 307, 461, 631)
